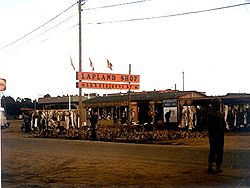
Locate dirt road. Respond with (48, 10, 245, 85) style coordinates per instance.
(1, 120, 250, 187)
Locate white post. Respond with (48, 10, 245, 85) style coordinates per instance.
(0, 91, 2, 108)
(182, 71, 185, 91)
(69, 95, 71, 111)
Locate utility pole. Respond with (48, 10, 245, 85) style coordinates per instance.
(78, 0, 83, 128)
(128, 64, 132, 127)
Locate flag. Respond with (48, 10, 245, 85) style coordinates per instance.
(70, 56, 75, 70)
(107, 59, 113, 71)
(89, 58, 94, 71)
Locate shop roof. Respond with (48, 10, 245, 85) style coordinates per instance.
(37, 90, 207, 107)
(221, 93, 250, 105)
(83, 90, 206, 104)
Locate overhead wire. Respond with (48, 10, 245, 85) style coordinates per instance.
(1, 2, 77, 50)
(1, 0, 150, 51)
(2, 1, 250, 52)
(56, 0, 153, 33)
(2, 12, 78, 58)
(87, 2, 250, 24)
(36, 0, 151, 42)
(83, 0, 152, 11)
(14, 13, 77, 49)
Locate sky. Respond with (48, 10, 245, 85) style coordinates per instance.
(0, 0, 250, 100)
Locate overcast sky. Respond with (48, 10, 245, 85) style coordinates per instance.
(1, 0, 250, 100)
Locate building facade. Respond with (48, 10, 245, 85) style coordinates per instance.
(38, 90, 208, 130)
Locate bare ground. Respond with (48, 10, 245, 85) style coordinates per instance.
(1, 120, 250, 187)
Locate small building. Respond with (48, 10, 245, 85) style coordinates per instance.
(38, 90, 208, 129)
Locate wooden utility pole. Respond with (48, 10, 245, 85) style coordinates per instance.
(78, 0, 83, 128)
(128, 64, 132, 127)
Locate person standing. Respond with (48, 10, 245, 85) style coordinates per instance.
(147, 108, 154, 131)
(89, 111, 98, 141)
(207, 98, 226, 173)
(164, 110, 171, 130)
(23, 112, 31, 133)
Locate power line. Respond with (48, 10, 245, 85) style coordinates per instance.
(87, 2, 250, 24)
(2, 17, 79, 58)
(17, 13, 77, 48)
(33, 14, 77, 41)
(2, 13, 78, 57)
(84, 0, 152, 11)
(1, 2, 77, 50)
(2, 1, 250, 51)
(1, 0, 151, 51)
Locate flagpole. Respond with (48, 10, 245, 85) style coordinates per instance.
(69, 56, 73, 112)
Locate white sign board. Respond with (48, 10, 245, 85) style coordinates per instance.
(0, 78, 6, 91)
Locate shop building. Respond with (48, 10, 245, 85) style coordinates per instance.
(38, 90, 208, 130)
(221, 93, 250, 130)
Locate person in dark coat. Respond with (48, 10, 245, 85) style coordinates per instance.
(89, 111, 98, 141)
(22, 112, 31, 133)
(164, 110, 171, 130)
(207, 98, 226, 173)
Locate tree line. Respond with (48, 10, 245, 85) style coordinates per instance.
(1, 95, 50, 118)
